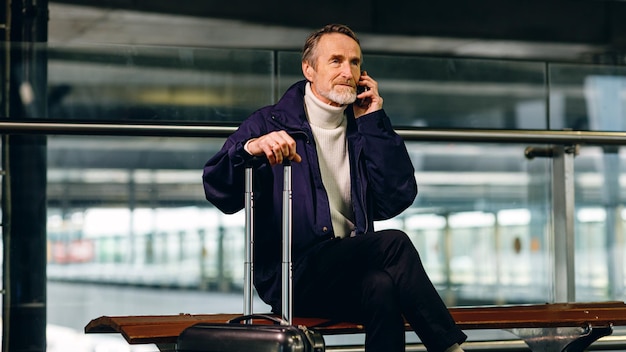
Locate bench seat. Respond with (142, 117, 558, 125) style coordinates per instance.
(84, 301, 626, 352)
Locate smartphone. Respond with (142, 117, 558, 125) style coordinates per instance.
(356, 84, 369, 107)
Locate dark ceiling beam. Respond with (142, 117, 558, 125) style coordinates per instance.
(50, 0, 626, 49)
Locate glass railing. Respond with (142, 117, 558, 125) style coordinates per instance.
(2, 42, 626, 351)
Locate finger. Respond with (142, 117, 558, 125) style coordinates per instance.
(291, 152, 302, 163)
(266, 147, 278, 165)
(266, 142, 283, 165)
(274, 136, 290, 158)
(359, 74, 377, 90)
(274, 131, 298, 161)
(274, 145, 284, 165)
(259, 137, 278, 165)
(272, 138, 287, 165)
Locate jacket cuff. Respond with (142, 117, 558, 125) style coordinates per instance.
(229, 140, 254, 167)
(355, 109, 394, 134)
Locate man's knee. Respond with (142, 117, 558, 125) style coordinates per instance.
(378, 229, 419, 257)
(378, 229, 412, 247)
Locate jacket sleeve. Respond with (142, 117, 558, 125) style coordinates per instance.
(355, 109, 418, 220)
(202, 114, 266, 214)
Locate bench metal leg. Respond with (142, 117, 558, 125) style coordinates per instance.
(562, 326, 613, 352)
(156, 343, 177, 352)
(507, 325, 613, 352)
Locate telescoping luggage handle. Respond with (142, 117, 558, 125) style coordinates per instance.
(244, 158, 293, 325)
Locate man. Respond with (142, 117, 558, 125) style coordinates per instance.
(202, 24, 467, 352)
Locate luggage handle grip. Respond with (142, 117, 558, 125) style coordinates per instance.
(228, 314, 288, 326)
(245, 155, 292, 167)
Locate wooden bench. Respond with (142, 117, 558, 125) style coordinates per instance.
(85, 301, 626, 352)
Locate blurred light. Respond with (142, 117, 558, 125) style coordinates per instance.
(498, 209, 531, 226)
(449, 211, 495, 228)
(577, 208, 606, 223)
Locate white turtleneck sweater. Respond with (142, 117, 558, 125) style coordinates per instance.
(304, 83, 355, 238)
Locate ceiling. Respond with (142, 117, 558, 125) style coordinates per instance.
(48, 0, 626, 63)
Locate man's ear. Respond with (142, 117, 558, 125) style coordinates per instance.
(302, 61, 314, 81)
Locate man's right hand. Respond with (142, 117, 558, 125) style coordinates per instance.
(245, 131, 302, 166)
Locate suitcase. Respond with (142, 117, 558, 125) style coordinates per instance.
(177, 159, 326, 352)
(177, 314, 325, 352)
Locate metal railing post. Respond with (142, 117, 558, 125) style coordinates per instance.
(551, 144, 577, 302)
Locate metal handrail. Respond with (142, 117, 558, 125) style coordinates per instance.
(1, 120, 626, 145)
(399, 129, 626, 145)
(0, 120, 237, 138)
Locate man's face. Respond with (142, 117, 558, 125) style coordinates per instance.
(302, 33, 362, 107)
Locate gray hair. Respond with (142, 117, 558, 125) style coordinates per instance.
(302, 24, 361, 68)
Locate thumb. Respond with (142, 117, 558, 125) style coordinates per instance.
(291, 153, 302, 163)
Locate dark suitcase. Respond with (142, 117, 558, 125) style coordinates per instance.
(177, 160, 325, 352)
(177, 315, 325, 352)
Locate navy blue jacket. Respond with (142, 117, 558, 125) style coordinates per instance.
(202, 80, 417, 312)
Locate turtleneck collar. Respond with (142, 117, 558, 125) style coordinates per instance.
(304, 82, 347, 129)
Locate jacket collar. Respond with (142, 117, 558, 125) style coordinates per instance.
(270, 80, 309, 130)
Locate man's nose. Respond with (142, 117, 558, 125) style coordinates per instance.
(340, 63, 353, 78)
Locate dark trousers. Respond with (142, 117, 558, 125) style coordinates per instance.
(294, 230, 467, 352)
